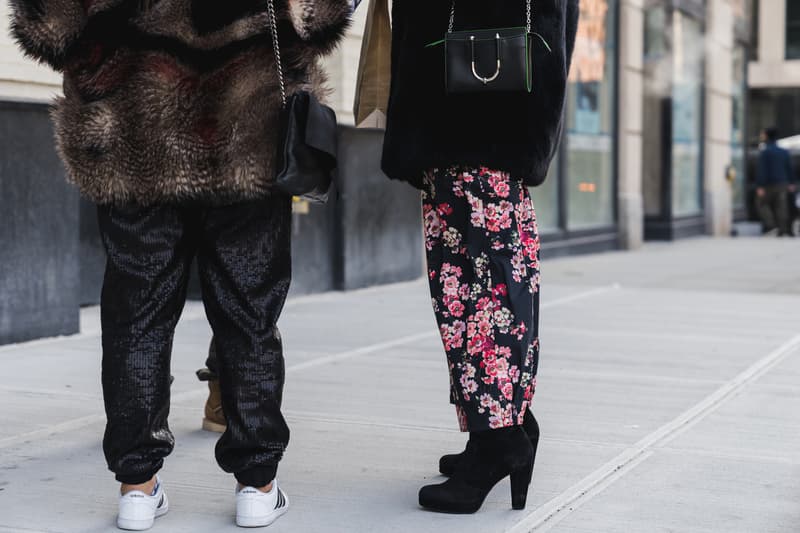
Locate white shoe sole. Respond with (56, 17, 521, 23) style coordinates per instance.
(236, 500, 289, 528)
(117, 496, 169, 531)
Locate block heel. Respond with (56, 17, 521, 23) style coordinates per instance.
(510, 463, 534, 510)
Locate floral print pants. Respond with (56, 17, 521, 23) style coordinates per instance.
(423, 167, 540, 432)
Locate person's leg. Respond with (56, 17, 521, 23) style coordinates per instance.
(422, 167, 474, 431)
(772, 185, 791, 235)
(419, 167, 539, 513)
(196, 195, 292, 489)
(98, 203, 195, 486)
(197, 336, 226, 433)
(757, 188, 777, 232)
(425, 167, 539, 432)
(203, 337, 219, 376)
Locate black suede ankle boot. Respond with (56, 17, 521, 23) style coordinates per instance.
(439, 410, 540, 476)
(419, 425, 535, 513)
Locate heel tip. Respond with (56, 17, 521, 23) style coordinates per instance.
(512, 502, 527, 510)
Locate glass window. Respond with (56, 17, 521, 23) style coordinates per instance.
(731, 46, 747, 209)
(670, 12, 703, 217)
(529, 157, 560, 234)
(787, 0, 800, 59)
(565, 0, 617, 230)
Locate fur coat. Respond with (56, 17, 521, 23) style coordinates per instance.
(10, 0, 351, 205)
(381, 0, 579, 188)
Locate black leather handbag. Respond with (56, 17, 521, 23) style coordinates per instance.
(268, 0, 337, 203)
(443, 0, 548, 94)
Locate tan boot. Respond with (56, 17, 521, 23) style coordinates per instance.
(202, 379, 227, 433)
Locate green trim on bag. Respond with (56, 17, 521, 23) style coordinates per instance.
(526, 34, 532, 93)
(531, 32, 552, 52)
(527, 32, 552, 92)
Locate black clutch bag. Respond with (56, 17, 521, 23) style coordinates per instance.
(268, 0, 337, 203)
(440, 0, 549, 94)
(275, 91, 337, 203)
(446, 27, 531, 93)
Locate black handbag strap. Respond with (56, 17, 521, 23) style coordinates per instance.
(267, 0, 288, 107)
(448, 0, 533, 34)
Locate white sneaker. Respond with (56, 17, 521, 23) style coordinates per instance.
(236, 481, 289, 528)
(117, 476, 169, 531)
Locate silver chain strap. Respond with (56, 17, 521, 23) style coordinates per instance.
(527, 0, 532, 33)
(448, 0, 532, 34)
(267, 0, 287, 107)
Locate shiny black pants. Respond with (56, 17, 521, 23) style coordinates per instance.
(98, 197, 292, 487)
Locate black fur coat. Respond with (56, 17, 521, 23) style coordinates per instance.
(9, 0, 351, 205)
(381, 0, 579, 188)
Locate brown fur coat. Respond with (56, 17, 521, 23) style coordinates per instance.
(10, 0, 351, 205)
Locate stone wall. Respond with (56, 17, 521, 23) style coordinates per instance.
(0, 102, 79, 344)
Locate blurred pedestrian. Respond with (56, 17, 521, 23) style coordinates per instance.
(9, 0, 349, 529)
(380, 0, 578, 514)
(756, 127, 796, 236)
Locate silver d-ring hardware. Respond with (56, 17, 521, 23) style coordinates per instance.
(470, 34, 502, 84)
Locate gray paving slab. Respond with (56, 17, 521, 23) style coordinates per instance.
(550, 347, 800, 533)
(551, 453, 800, 533)
(544, 237, 800, 294)
(0, 237, 798, 533)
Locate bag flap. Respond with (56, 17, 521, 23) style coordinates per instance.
(304, 93, 339, 160)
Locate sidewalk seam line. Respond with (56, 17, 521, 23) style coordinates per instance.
(506, 333, 800, 533)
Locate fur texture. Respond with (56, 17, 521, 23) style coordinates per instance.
(381, 0, 579, 189)
(10, 0, 351, 205)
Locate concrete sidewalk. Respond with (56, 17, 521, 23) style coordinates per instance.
(1, 237, 799, 533)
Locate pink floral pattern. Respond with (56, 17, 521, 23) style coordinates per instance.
(423, 167, 540, 432)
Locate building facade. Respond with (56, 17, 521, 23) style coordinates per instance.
(749, 0, 800, 143)
(543, 0, 749, 247)
(325, 0, 750, 253)
(0, 1, 754, 343)
(0, 3, 422, 345)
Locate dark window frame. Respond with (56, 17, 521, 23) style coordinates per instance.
(732, 43, 750, 218)
(787, 0, 800, 59)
